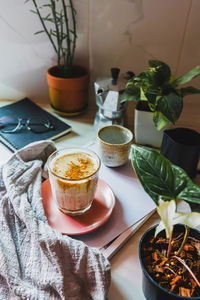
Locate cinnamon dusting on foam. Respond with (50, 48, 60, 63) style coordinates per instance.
(52, 152, 97, 180)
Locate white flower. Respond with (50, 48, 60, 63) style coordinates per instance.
(155, 199, 200, 238)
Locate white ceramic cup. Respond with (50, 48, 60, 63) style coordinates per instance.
(97, 125, 133, 167)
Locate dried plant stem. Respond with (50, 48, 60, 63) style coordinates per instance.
(172, 255, 200, 288)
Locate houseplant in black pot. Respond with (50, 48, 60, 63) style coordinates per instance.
(131, 144, 200, 299)
(122, 60, 200, 147)
(25, 0, 89, 116)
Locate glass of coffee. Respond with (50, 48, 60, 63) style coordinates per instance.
(47, 147, 101, 216)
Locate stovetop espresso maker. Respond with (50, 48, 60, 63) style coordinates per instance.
(94, 68, 134, 133)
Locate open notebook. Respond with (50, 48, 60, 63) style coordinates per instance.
(71, 141, 156, 259)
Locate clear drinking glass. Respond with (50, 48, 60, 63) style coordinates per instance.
(47, 147, 101, 216)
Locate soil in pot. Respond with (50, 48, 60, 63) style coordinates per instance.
(139, 225, 200, 299)
(136, 100, 151, 112)
(49, 65, 86, 79)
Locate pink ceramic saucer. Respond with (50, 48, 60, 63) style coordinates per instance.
(41, 178, 116, 235)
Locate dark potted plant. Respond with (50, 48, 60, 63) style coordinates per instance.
(131, 144, 200, 299)
(122, 60, 200, 147)
(25, 0, 89, 116)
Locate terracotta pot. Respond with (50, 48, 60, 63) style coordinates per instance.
(139, 224, 200, 300)
(46, 65, 89, 116)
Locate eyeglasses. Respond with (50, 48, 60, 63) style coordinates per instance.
(0, 117, 55, 134)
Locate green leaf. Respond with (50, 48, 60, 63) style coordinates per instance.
(34, 30, 45, 35)
(43, 4, 52, 8)
(131, 145, 200, 210)
(30, 9, 38, 15)
(121, 86, 140, 101)
(131, 145, 176, 205)
(140, 87, 147, 101)
(144, 90, 157, 104)
(178, 179, 200, 207)
(178, 86, 200, 97)
(133, 72, 154, 89)
(161, 82, 177, 95)
(126, 78, 135, 88)
(153, 111, 169, 130)
(156, 93, 183, 124)
(149, 60, 171, 86)
(172, 65, 200, 86)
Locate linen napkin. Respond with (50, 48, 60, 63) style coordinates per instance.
(0, 140, 111, 300)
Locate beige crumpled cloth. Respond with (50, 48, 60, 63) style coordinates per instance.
(0, 141, 110, 300)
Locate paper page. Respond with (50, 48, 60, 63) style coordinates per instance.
(73, 141, 156, 248)
(101, 209, 156, 260)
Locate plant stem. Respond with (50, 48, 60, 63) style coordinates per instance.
(50, 0, 61, 68)
(29, 0, 77, 77)
(61, 0, 72, 73)
(172, 255, 200, 288)
(60, 11, 65, 61)
(176, 226, 190, 257)
(167, 228, 173, 258)
(31, 0, 57, 54)
(69, 0, 76, 65)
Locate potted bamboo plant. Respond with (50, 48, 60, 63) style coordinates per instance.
(131, 144, 200, 299)
(25, 0, 89, 116)
(122, 60, 200, 147)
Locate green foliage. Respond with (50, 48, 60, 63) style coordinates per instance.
(122, 60, 200, 130)
(25, 0, 77, 78)
(131, 144, 200, 237)
(131, 144, 200, 211)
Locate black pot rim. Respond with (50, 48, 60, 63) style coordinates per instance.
(138, 224, 200, 299)
(163, 127, 200, 147)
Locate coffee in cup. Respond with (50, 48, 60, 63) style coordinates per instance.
(97, 125, 133, 167)
(47, 148, 101, 216)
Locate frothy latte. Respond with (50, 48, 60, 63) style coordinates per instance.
(51, 152, 98, 180)
(48, 149, 100, 216)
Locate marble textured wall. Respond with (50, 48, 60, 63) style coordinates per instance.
(0, 0, 200, 105)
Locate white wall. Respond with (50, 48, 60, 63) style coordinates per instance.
(0, 0, 200, 107)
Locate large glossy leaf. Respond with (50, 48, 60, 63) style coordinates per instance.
(156, 93, 183, 124)
(144, 91, 157, 105)
(153, 111, 169, 130)
(178, 86, 200, 97)
(172, 65, 200, 86)
(121, 86, 140, 101)
(133, 71, 154, 88)
(131, 145, 200, 211)
(149, 60, 171, 86)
